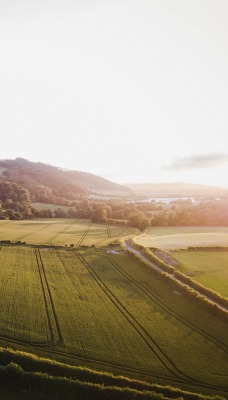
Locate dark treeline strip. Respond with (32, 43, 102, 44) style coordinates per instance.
(0, 348, 225, 400)
(128, 251, 228, 322)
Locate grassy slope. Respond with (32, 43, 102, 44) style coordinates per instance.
(169, 250, 228, 298)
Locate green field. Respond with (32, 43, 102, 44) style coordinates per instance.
(32, 202, 71, 211)
(0, 244, 227, 397)
(0, 218, 137, 247)
(169, 250, 228, 298)
(136, 226, 228, 249)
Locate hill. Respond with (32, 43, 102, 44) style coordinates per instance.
(125, 182, 228, 198)
(0, 158, 131, 204)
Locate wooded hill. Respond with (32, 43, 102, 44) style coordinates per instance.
(0, 158, 131, 205)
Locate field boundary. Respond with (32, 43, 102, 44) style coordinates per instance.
(77, 251, 228, 393)
(104, 255, 228, 354)
(142, 247, 228, 309)
(36, 249, 63, 346)
(1, 347, 227, 400)
(73, 251, 188, 382)
(0, 244, 227, 395)
(124, 241, 228, 321)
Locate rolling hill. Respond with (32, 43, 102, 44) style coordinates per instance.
(0, 158, 131, 204)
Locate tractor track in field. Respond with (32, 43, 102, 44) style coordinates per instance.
(35, 249, 55, 345)
(92, 227, 128, 248)
(76, 223, 91, 246)
(117, 227, 128, 236)
(13, 223, 51, 242)
(105, 255, 228, 354)
(125, 241, 228, 313)
(37, 346, 180, 383)
(77, 250, 228, 393)
(43, 222, 75, 245)
(0, 245, 227, 394)
(0, 334, 187, 386)
(75, 251, 228, 393)
(36, 249, 63, 346)
(107, 226, 111, 238)
(0, 333, 48, 347)
(73, 251, 195, 384)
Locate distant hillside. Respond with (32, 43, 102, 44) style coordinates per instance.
(126, 182, 228, 198)
(0, 158, 131, 204)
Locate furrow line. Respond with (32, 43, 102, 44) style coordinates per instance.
(105, 256, 228, 354)
(73, 250, 193, 383)
(76, 223, 91, 246)
(79, 251, 228, 392)
(44, 223, 74, 245)
(0, 334, 185, 386)
(107, 226, 111, 239)
(14, 223, 51, 242)
(93, 227, 128, 248)
(1, 333, 226, 393)
(35, 249, 54, 345)
(37, 249, 63, 346)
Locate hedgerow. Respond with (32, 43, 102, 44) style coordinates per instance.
(0, 348, 226, 400)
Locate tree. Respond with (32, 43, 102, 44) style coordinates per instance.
(138, 217, 150, 231)
(54, 208, 67, 218)
(91, 207, 107, 222)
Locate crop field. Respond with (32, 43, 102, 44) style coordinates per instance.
(32, 202, 71, 211)
(135, 226, 228, 249)
(0, 245, 227, 397)
(169, 250, 228, 298)
(0, 219, 137, 247)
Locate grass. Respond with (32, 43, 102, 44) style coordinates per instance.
(0, 218, 137, 247)
(0, 246, 48, 342)
(0, 386, 45, 400)
(169, 250, 228, 298)
(32, 202, 71, 211)
(0, 245, 227, 397)
(136, 226, 228, 249)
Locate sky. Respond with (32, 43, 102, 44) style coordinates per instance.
(0, 0, 228, 187)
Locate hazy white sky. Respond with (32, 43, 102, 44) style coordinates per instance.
(1, 0, 228, 187)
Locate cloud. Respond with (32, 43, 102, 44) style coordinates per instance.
(162, 153, 228, 171)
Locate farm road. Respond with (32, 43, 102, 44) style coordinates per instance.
(124, 240, 228, 313)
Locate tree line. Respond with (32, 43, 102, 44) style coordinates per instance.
(1, 179, 228, 229)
